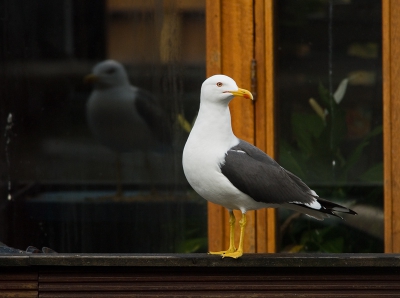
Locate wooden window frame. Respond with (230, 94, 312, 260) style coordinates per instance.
(207, 0, 399, 253)
(383, 0, 400, 253)
(206, 0, 276, 253)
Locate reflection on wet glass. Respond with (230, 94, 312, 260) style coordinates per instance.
(0, 0, 206, 253)
(277, 0, 383, 252)
(85, 59, 174, 197)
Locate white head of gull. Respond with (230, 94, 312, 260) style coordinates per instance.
(182, 74, 357, 259)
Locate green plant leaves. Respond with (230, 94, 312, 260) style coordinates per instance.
(279, 80, 383, 253)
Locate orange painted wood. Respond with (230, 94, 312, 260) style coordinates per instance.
(264, 0, 277, 253)
(206, 0, 277, 253)
(221, 0, 256, 253)
(389, 0, 400, 252)
(382, 0, 392, 253)
(254, 0, 277, 253)
(254, 0, 268, 254)
(383, 0, 400, 253)
(206, 0, 256, 253)
(206, 0, 225, 253)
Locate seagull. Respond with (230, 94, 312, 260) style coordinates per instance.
(182, 75, 357, 259)
(85, 60, 172, 196)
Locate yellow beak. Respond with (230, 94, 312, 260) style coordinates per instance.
(84, 74, 99, 84)
(226, 88, 253, 100)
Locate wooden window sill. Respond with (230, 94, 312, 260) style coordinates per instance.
(2, 254, 400, 297)
(1, 253, 400, 267)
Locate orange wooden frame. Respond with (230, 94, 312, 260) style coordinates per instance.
(206, 0, 277, 253)
(383, 0, 400, 253)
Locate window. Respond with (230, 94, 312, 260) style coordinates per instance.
(0, 0, 207, 253)
(2, 0, 400, 255)
(207, 0, 392, 254)
(276, 0, 383, 253)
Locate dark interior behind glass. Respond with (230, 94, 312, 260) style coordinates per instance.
(0, 0, 207, 253)
(276, 0, 383, 253)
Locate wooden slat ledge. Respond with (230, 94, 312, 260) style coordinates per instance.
(1, 253, 400, 267)
(0, 255, 30, 266)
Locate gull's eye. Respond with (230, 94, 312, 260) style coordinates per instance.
(216, 82, 223, 87)
(105, 68, 115, 74)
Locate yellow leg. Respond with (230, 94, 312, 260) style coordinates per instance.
(223, 213, 246, 259)
(209, 211, 236, 256)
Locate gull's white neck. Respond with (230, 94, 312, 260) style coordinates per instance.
(188, 98, 238, 148)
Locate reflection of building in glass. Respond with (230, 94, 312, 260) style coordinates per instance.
(106, 1, 205, 65)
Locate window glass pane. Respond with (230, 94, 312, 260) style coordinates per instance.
(276, 0, 383, 252)
(0, 0, 207, 253)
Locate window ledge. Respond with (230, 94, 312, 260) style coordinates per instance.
(1, 253, 400, 267)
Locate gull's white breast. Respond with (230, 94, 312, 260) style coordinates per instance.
(182, 107, 274, 212)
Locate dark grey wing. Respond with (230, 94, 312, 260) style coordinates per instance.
(134, 88, 173, 145)
(221, 140, 358, 217)
(220, 140, 315, 205)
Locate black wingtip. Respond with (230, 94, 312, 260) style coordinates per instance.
(320, 199, 357, 218)
(293, 198, 358, 220)
(332, 206, 357, 216)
